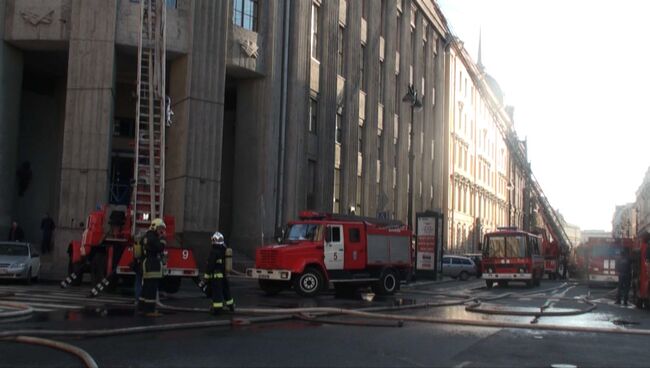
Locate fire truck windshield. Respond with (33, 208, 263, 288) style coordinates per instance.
(286, 224, 322, 242)
(486, 235, 527, 258)
(591, 244, 621, 257)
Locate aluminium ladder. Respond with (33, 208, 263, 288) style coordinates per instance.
(132, 0, 167, 235)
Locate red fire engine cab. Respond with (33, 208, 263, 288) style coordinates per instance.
(481, 227, 544, 288)
(587, 238, 633, 287)
(247, 212, 413, 297)
(632, 236, 650, 308)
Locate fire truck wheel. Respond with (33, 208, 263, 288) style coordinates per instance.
(161, 276, 181, 294)
(372, 269, 398, 295)
(485, 280, 494, 289)
(259, 280, 285, 296)
(293, 267, 324, 297)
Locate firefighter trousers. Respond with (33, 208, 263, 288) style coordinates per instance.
(139, 277, 160, 313)
(209, 274, 234, 311)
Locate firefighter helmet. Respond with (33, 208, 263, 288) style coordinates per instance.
(211, 232, 225, 245)
(150, 218, 166, 230)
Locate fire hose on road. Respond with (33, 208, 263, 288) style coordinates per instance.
(1, 288, 648, 338)
(0, 283, 644, 368)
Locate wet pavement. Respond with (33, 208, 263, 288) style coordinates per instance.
(2, 277, 650, 367)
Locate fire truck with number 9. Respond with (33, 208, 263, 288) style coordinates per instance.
(62, 0, 198, 295)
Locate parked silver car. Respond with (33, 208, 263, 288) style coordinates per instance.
(0, 242, 40, 284)
(442, 255, 477, 281)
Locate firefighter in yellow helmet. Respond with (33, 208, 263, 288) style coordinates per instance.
(205, 231, 234, 315)
(137, 218, 167, 316)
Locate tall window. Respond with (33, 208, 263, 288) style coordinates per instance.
(361, 0, 368, 20)
(333, 168, 341, 213)
(360, 45, 367, 91)
(380, 0, 385, 37)
(358, 123, 365, 154)
(311, 3, 321, 62)
(337, 25, 345, 77)
(307, 160, 316, 209)
(378, 129, 384, 161)
(335, 112, 343, 144)
(309, 96, 318, 133)
(379, 61, 385, 103)
(165, 0, 177, 8)
(232, 0, 258, 31)
(396, 14, 401, 54)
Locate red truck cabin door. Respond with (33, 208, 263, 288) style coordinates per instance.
(324, 225, 344, 270)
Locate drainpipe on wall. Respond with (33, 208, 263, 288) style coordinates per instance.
(275, 0, 291, 233)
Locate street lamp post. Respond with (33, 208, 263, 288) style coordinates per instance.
(402, 84, 423, 231)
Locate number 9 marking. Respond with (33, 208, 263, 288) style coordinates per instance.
(182, 250, 189, 260)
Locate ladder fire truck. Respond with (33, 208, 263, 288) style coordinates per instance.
(487, 99, 573, 277)
(61, 0, 199, 295)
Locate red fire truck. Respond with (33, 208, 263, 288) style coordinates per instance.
(61, 0, 199, 295)
(531, 227, 562, 279)
(246, 212, 413, 297)
(66, 206, 198, 293)
(632, 237, 649, 308)
(587, 238, 633, 287)
(481, 227, 544, 288)
(569, 243, 589, 279)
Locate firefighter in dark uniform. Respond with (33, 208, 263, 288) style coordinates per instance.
(138, 218, 167, 316)
(615, 246, 632, 306)
(205, 232, 234, 315)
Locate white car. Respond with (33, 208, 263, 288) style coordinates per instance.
(441, 255, 477, 281)
(0, 242, 40, 284)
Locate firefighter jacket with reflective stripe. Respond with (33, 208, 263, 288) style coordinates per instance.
(204, 244, 228, 279)
(142, 230, 166, 279)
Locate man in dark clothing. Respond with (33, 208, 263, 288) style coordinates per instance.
(205, 232, 234, 315)
(8, 221, 25, 242)
(40, 213, 56, 254)
(616, 247, 632, 306)
(137, 218, 166, 316)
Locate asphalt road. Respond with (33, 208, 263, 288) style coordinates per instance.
(1, 276, 649, 367)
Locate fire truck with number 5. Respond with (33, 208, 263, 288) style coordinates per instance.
(247, 212, 413, 297)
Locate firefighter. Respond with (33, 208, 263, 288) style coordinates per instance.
(615, 247, 632, 306)
(205, 232, 234, 315)
(137, 218, 167, 316)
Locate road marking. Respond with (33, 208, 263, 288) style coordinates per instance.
(454, 361, 472, 368)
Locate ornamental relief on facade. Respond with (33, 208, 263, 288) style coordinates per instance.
(239, 39, 259, 59)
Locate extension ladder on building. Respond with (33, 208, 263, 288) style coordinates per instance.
(498, 123, 573, 255)
(133, 0, 167, 235)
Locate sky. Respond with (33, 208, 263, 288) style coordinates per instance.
(436, 0, 650, 231)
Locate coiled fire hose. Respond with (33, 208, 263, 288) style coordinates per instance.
(2, 336, 98, 368)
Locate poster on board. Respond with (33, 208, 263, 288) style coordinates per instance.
(415, 211, 443, 278)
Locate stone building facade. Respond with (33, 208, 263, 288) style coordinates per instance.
(0, 0, 456, 278)
(612, 203, 636, 240)
(442, 39, 528, 254)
